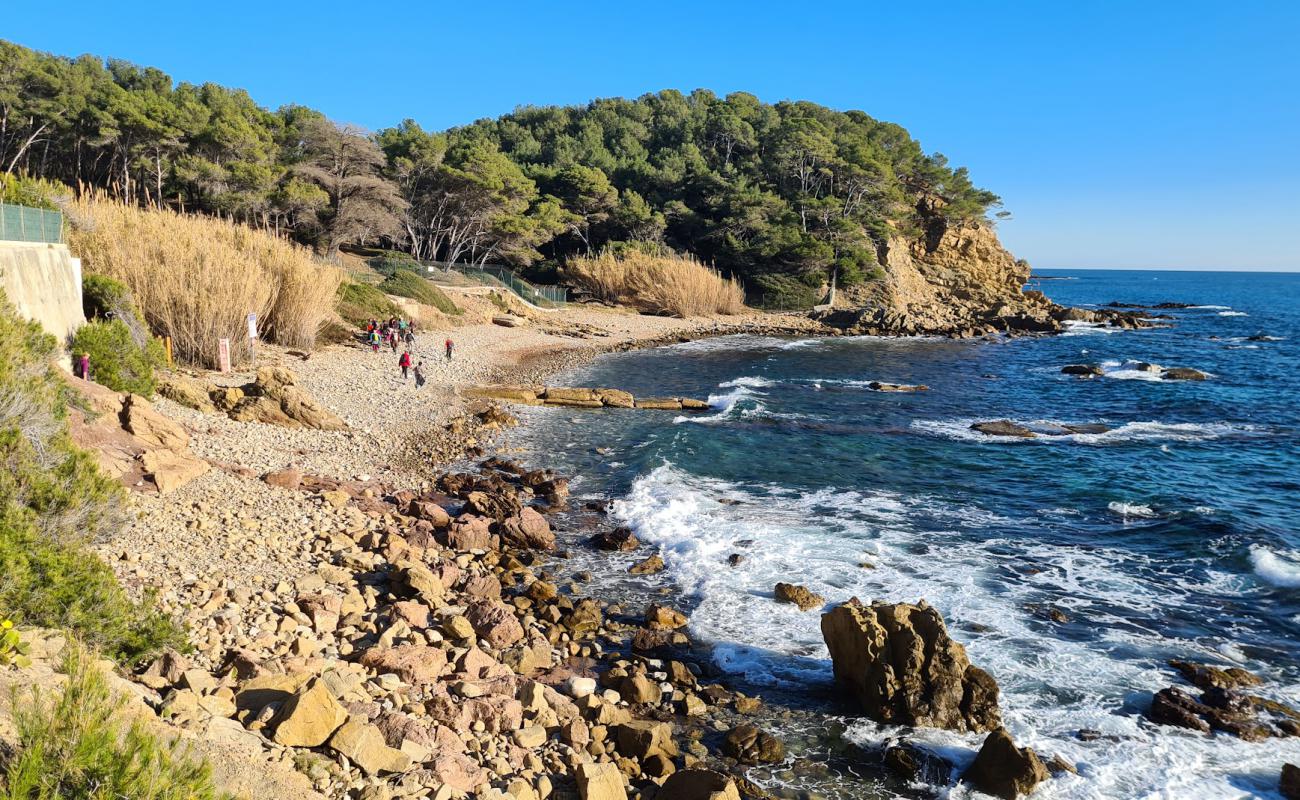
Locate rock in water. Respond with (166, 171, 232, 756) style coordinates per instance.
(970, 420, 1036, 438)
(820, 598, 1001, 732)
(1161, 367, 1209, 381)
(774, 582, 825, 611)
(963, 728, 1050, 799)
(722, 724, 785, 764)
(1061, 364, 1103, 377)
(1281, 764, 1300, 800)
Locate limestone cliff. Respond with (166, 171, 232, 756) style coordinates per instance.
(816, 198, 1147, 336)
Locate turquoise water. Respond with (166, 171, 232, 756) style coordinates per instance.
(513, 270, 1300, 798)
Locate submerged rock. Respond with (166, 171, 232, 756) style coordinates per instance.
(868, 381, 929, 392)
(963, 728, 1050, 799)
(820, 598, 1001, 732)
(1161, 367, 1210, 381)
(722, 723, 785, 764)
(1061, 364, 1103, 377)
(1169, 660, 1263, 691)
(971, 420, 1036, 438)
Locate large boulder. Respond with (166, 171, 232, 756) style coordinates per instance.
(499, 507, 556, 550)
(140, 448, 209, 494)
(1282, 764, 1300, 800)
(970, 420, 1035, 438)
(820, 598, 1001, 732)
(465, 600, 525, 648)
(271, 677, 347, 747)
(659, 769, 741, 800)
(328, 715, 411, 775)
(121, 394, 189, 450)
(575, 761, 627, 800)
(158, 376, 217, 411)
(722, 724, 785, 764)
(962, 728, 1050, 800)
(774, 582, 824, 611)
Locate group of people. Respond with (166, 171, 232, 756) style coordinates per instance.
(362, 317, 454, 389)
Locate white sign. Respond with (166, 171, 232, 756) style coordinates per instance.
(247, 313, 258, 339)
(218, 338, 232, 373)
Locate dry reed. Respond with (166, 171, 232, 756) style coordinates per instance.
(565, 249, 745, 317)
(67, 198, 341, 367)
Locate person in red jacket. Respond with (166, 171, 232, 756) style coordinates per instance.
(398, 350, 412, 380)
(444, 338, 454, 361)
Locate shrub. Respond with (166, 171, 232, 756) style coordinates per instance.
(750, 273, 823, 310)
(0, 174, 70, 211)
(367, 254, 423, 278)
(0, 290, 182, 664)
(66, 197, 342, 367)
(69, 320, 164, 396)
(565, 249, 745, 317)
(379, 270, 459, 315)
(335, 282, 403, 328)
(2, 642, 231, 800)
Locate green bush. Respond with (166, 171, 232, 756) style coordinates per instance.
(335, 281, 403, 328)
(378, 270, 459, 315)
(0, 174, 70, 211)
(367, 254, 423, 278)
(0, 290, 182, 664)
(2, 642, 231, 800)
(750, 273, 823, 310)
(70, 321, 164, 396)
(81, 274, 133, 321)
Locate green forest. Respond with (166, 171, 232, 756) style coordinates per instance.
(0, 40, 1000, 305)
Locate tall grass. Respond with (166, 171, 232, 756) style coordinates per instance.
(3, 642, 231, 800)
(565, 249, 745, 317)
(67, 198, 341, 367)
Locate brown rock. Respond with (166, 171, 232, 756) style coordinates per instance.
(140, 449, 209, 494)
(774, 582, 824, 611)
(615, 720, 677, 760)
(575, 761, 627, 800)
(629, 554, 665, 575)
(597, 388, 635, 408)
(1147, 686, 1212, 733)
(970, 420, 1035, 438)
(499, 507, 556, 550)
(466, 600, 525, 648)
(659, 768, 741, 800)
(263, 468, 303, 490)
(158, 376, 217, 411)
(271, 677, 347, 747)
(963, 728, 1050, 800)
(1169, 660, 1263, 691)
(619, 674, 663, 705)
(121, 394, 189, 450)
(359, 644, 448, 687)
(445, 514, 494, 550)
(722, 724, 784, 765)
(408, 499, 451, 527)
(645, 604, 688, 631)
(820, 598, 1001, 732)
(591, 526, 639, 552)
(328, 715, 412, 775)
(1282, 764, 1300, 800)
(464, 490, 522, 521)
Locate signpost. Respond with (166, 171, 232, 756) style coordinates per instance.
(247, 312, 258, 367)
(218, 338, 231, 373)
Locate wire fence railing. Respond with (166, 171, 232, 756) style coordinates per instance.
(0, 202, 64, 243)
(422, 261, 567, 308)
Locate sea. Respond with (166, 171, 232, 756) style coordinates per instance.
(508, 269, 1300, 799)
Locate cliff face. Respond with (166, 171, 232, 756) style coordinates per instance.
(818, 199, 1145, 336)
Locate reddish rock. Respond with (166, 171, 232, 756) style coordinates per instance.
(264, 468, 303, 490)
(359, 644, 448, 687)
(466, 600, 525, 648)
(444, 514, 495, 550)
(408, 499, 451, 527)
(499, 507, 556, 550)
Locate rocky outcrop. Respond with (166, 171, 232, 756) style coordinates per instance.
(774, 582, 824, 611)
(66, 375, 209, 495)
(820, 598, 1001, 732)
(467, 384, 710, 411)
(160, 367, 344, 430)
(815, 197, 1152, 337)
(1282, 764, 1300, 800)
(1146, 660, 1299, 740)
(962, 728, 1050, 799)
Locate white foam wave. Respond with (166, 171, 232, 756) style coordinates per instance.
(1218, 310, 1249, 317)
(1250, 546, 1300, 588)
(1108, 501, 1158, 518)
(913, 418, 1255, 444)
(672, 385, 760, 425)
(718, 375, 776, 388)
(1099, 359, 1165, 382)
(1191, 305, 1231, 310)
(609, 465, 1300, 798)
(1062, 321, 1122, 336)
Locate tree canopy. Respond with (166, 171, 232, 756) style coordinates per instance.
(0, 40, 1001, 306)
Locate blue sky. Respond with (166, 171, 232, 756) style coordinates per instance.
(6, 0, 1298, 270)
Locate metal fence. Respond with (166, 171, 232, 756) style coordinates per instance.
(0, 203, 64, 243)
(424, 261, 567, 308)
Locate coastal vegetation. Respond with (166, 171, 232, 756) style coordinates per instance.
(566, 248, 745, 316)
(0, 289, 181, 663)
(0, 39, 1000, 307)
(66, 197, 341, 367)
(2, 642, 227, 800)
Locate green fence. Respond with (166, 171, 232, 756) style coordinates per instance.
(0, 203, 64, 244)
(425, 261, 567, 308)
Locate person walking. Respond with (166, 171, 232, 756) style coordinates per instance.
(75, 352, 90, 380)
(403, 327, 415, 347)
(399, 350, 412, 380)
(444, 337, 454, 361)
(413, 361, 426, 389)
(390, 332, 399, 354)
(369, 329, 381, 353)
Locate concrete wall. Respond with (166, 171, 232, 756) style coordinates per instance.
(0, 240, 85, 343)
